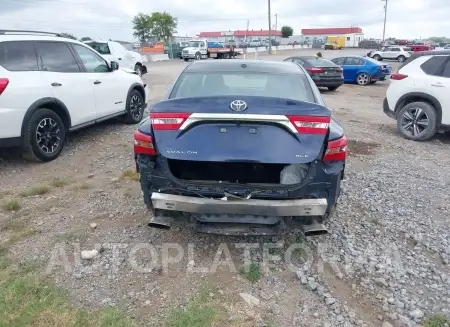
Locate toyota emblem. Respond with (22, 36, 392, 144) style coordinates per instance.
(229, 100, 248, 112)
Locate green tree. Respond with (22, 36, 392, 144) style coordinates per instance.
(60, 33, 77, 40)
(281, 25, 294, 38)
(428, 36, 450, 44)
(132, 13, 152, 42)
(132, 12, 178, 43)
(79, 36, 92, 42)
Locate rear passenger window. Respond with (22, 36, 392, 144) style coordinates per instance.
(345, 58, 364, 65)
(332, 57, 346, 65)
(442, 58, 450, 78)
(0, 41, 38, 71)
(420, 56, 447, 76)
(35, 42, 80, 72)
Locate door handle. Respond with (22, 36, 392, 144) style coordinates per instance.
(51, 82, 62, 87)
(431, 84, 445, 88)
(93, 80, 102, 85)
(118, 58, 122, 60)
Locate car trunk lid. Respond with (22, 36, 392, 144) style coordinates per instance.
(150, 96, 332, 164)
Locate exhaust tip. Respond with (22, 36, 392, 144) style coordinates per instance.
(304, 229, 328, 237)
(148, 222, 171, 230)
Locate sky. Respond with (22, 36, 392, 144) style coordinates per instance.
(0, 0, 449, 41)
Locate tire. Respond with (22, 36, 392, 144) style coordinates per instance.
(223, 53, 230, 59)
(396, 101, 438, 141)
(397, 55, 406, 62)
(124, 89, 145, 124)
(373, 54, 382, 61)
(134, 64, 142, 77)
(22, 108, 66, 162)
(195, 53, 201, 60)
(369, 81, 377, 84)
(183, 58, 189, 62)
(328, 86, 339, 91)
(356, 73, 371, 86)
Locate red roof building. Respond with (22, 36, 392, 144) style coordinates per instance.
(301, 27, 363, 35)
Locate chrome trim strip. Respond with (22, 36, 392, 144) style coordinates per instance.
(179, 113, 298, 133)
(151, 192, 328, 216)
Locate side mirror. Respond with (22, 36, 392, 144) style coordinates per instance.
(110, 61, 119, 71)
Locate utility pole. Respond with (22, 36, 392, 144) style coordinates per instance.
(274, 14, 278, 31)
(244, 20, 249, 43)
(268, 0, 272, 54)
(382, 0, 388, 41)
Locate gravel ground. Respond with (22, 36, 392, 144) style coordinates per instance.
(1, 48, 449, 327)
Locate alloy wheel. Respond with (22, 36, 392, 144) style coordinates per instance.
(130, 94, 143, 120)
(357, 73, 370, 85)
(400, 107, 429, 137)
(36, 118, 61, 154)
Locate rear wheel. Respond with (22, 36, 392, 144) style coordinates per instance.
(328, 86, 339, 91)
(356, 73, 371, 86)
(397, 101, 437, 141)
(22, 108, 66, 162)
(397, 55, 406, 62)
(195, 53, 201, 60)
(124, 89, 145, 124)
(183, 58, 189, 62)
(373, 54, 382, 61)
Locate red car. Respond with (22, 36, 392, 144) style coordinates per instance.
(410, 44, 433, 52)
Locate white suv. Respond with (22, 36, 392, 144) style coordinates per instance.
(383, 51, 450, 141)
(371, 46, 411, 62)
(0, 30, 149, 161)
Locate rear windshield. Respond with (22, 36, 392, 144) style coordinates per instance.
(305, 58, 336, 67)
(85, 42, 111, 55)
(170, 72, 315, 103)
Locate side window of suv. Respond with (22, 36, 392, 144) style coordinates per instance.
(72, 44, 109, 73)
(441, 57, 450, 78)
(35, 42, 80, 72)
(420, 56, 447, 76)
(0, 41, 38, 71)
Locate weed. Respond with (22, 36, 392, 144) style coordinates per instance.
(50, 177, 72, 188)
(70, 183, 91, 191)
(423, 314, 450, 327)
(20, 185, 50, 197)
(120, 169, 140, 182)
(2, 199, 21, 212)
(239, 263, 261, 283)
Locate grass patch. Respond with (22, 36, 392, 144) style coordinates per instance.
(0, 252, 136, 327)
(0, 190, 14, 200)
(70, 183, 92, 191)
(167, 286, 217, 327)
(1, 219, 37, 243)
(424, 314, 450, 327)
(239, 263, 261, 283)
(120, 170, 140, 182)
(20, 185, 50, 197)
(50, 177, 72, 188)
(2, 199, 21, 212)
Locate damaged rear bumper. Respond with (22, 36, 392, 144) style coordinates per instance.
(151, 192, 328, 216)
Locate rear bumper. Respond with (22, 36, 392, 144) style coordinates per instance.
(383, 97, 395, 119)
(315, 80, 344, 87)
(151, 192, 328, 216)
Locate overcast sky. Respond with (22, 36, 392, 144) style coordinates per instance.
(0, 0, 448, 41)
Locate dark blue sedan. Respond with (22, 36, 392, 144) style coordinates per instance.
(331, 56, 392, 86)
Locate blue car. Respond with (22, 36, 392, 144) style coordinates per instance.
(331, 56, 392, 86)
(133, 60, 347, 236)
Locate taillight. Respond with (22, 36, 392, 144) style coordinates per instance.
(391, 73, 408, 80)
(307, 68, 326, 74)
(0, 78, 9, 95)
(134, 130, 156, 155)
(323, 136, 347, 161)
(287, 116, 330, 135)
(150, 112, 191, 130)
(336, 68, 343, 73)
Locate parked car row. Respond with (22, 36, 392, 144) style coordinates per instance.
(0, 30, 148, 161)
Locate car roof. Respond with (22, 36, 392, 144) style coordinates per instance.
(399, 50, 450, 69)
(0, 33, 85, 45)
(184, 60, 305, 75)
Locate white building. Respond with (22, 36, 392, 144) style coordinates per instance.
(301, 27, 364, 47)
